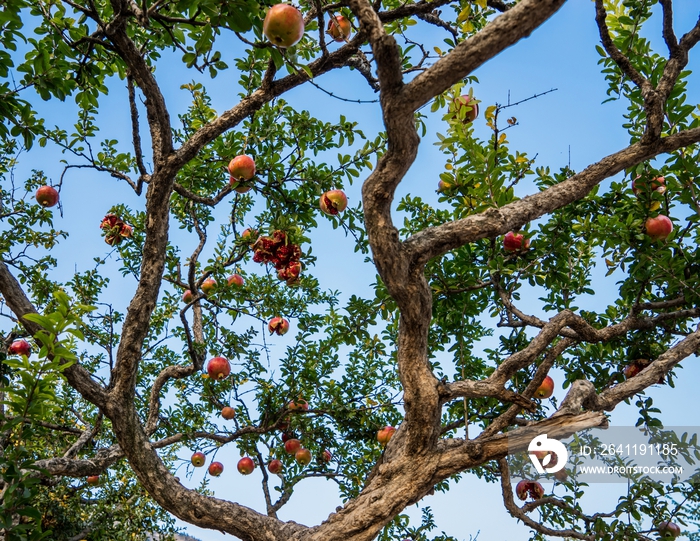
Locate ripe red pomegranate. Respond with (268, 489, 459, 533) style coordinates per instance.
(268, 459, 283, 474)
(657, 521, 681, 538)
(295, 448, 311, 465)
(207, 357, 231, 380)
(284, 438, 302, 454)
(534, 376, 554, 399)
(35, 186, 59, 207)
(86, 475, 100, 486)
(8, 340, 31, 357)
(237, 457, 255, 475)
(645, 215, 673, 241)
(208, 461, 224, 476)
(191, 452, 205, 467)
(263, 4, 305, 48)
(227, 274, 244, 288)
(326, 15, 351, 42)
(228, 155, 256, 180)
(503, 231, 530, 252)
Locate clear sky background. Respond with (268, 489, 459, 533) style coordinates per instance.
(8, 1, 700, 539)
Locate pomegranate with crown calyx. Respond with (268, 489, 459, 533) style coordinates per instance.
(191, 452, 205, 467)
(657, 521, 681, 538)
(237, 457, 255, 475)
(295, 448, 311, 465)
(207, 356, 231, 380)
(534, 376, 554, 399)
(35, 186, 59, 207)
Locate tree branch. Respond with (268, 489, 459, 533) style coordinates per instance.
(104, 0, 173, 162)
(481, 338, 574, 439)
(35, 444, 123, 477)
(401, 0, 566, 112)
(172, 182, 233, 206)
(497, 459, 593, 540)
(440, 379, 536, 411)
(404, 128, 700, 266)
(658, 0, 679, 55)
(127, 72, 150, 193)
(350, 0, 404, 95)
(173, 37, 364, 169)
(63, 413, 103, 459)
(593, 0, 650, 90)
